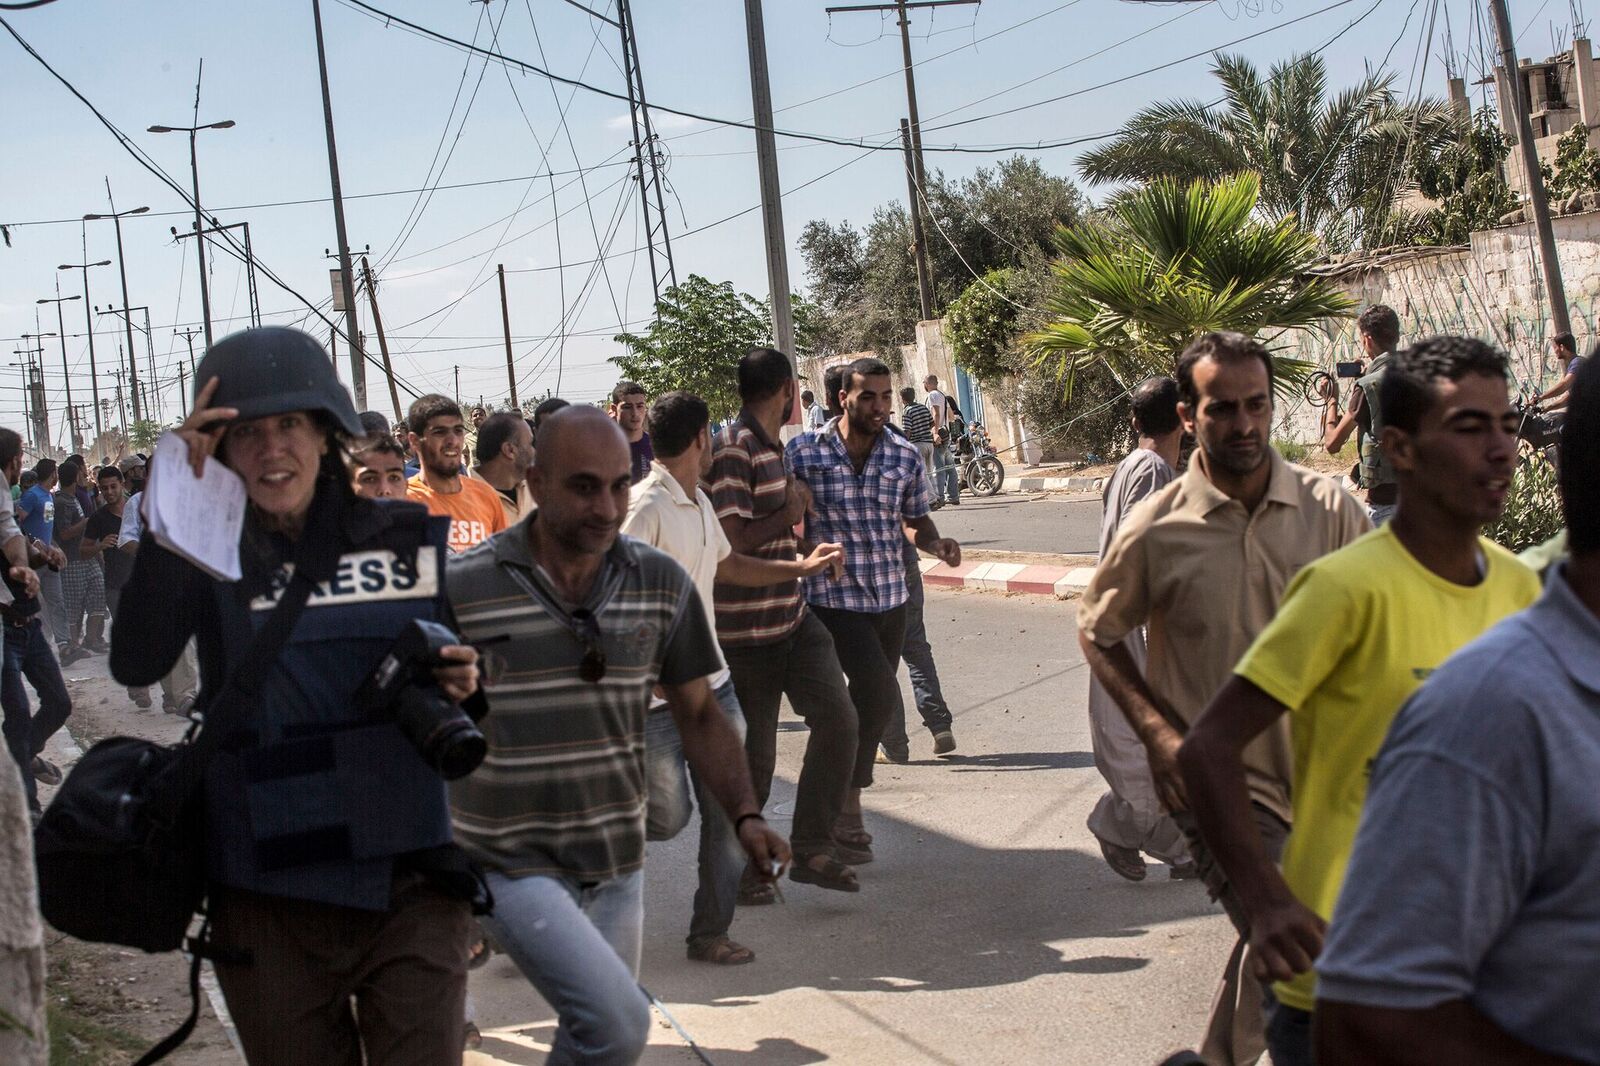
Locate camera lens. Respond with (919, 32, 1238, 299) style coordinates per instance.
(394, 687, 488, 780)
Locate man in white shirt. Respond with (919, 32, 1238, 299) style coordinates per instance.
(622, 391, 841, 965)
(925, 374, 960, 506)
(802, 389, 828, 432)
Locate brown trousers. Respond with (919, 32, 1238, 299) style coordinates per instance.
(1171, 804, 1291, 1066)
(209, 874, 473, 1066)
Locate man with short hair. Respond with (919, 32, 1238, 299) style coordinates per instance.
(609, 380, 653, 484)
(0, 430, 68, 812)
(801, 388, 827, 431)
(469, 412, 534, 523)
(788, 357, 961, 859)
(405, 394, 508, 553)
(710, 348, 864, 898)
(1533, 329, 1583, 413)
(624, 391, 841, 966)
(924, 374, 960, 506)
(348, 437, 410, 501)
(898, 385, 936, 504)
(1078, 332, 1369, 1066)
(446, 406, 790, 1064)
(1086, 375, 1194, 883)
(53, 462, 106, 657)
(1315, 352, 1600, 1066)
(1324, 304, 1402, 524)
(1183, 336, 1541, 1066)
(17, 460, 69, 658)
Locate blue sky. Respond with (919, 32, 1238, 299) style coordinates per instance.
(0, 0, 1565, 444)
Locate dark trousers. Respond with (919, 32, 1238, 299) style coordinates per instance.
(1263, 989, 1314, 1066)
(810, 603, 908, 790)
(881, 557, 952, 755)
(1, 617, 72, 810)
(209, 875, 473, 1066)
(722, 611, 859, 855)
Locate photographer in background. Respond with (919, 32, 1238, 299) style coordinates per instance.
(1322, 305, 1402, 525)
(111, 327, 483, 1066)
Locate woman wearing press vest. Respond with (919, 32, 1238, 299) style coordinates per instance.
(111, 326, 484, 1065)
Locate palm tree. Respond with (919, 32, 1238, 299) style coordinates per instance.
(1077, 52, 1459, 252)
(1025, 174, 1354, 398)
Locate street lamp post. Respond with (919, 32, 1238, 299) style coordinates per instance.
(84, 200, 150, 422)
(36, 285, 82, 452)
(58, 259, 111, 445)
(148, 118, 234, 350)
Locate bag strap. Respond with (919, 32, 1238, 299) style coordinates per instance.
(147, 496, 345, 826)
(132, 920, 210, 1066)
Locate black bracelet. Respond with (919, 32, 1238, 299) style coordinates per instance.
(733, 812, 765, 833)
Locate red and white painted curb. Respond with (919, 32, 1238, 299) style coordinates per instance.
(920, 557, 1095, 599)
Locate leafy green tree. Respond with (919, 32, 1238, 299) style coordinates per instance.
(610, 275, 816, 420)
(127, 418, 164, 453)
(1545, 123, 1600, 200)
(1078, 52, 1458, 252)
(1026, 174, 1353, 399)
(798, 156, 1087, 356)
(1396, 107, 1517, 245)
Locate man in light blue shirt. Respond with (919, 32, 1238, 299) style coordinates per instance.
(1315, 355, 1600, 1065)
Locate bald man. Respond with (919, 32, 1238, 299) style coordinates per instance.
(445, 407, 790, 1064)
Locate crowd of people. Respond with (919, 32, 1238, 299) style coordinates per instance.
(1, 310, 1595, 1065)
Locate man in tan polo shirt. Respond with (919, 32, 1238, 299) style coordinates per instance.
(1077, 332, 1368, 1066)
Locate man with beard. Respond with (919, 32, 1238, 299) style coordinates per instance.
(446, 406, 789, 1065)
(786, 357, 961, 864)
(1077, 332, 1368, 1066)
(405, 394, 507, 553)
(1182, 337, 1538, 1066)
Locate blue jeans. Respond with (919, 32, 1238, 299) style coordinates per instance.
(881, 554, 952, 754)
(932, 443, 960, 503)
(1263, 988, 1314, 1066)
(643, 678, 748, 947)
(483, 868, 649, 1066)
(2, 617, 72, 810)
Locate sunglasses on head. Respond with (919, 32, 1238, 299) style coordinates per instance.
(571, 608, 607, 683)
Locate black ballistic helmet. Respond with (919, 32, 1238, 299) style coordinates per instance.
(194, 326, 362, 437)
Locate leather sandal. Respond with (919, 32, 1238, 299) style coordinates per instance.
(790, 853, 860, 893)
(833, 813, 872, 847)
(687, 936, 756, 965)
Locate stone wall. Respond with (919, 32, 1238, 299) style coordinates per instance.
(1275, 208, 1600, 442)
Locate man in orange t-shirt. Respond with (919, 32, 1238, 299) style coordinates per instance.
(405, 394, 508, 552)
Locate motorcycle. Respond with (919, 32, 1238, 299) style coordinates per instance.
(955, 420, 1005, 497)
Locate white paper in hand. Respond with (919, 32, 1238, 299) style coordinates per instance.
(145, 431, 248, 581)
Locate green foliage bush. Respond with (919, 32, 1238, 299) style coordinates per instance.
(1485, 457, 1564, 554)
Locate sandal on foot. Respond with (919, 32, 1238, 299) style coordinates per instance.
(737, 873, 777, 906)
(833, 814, 872, 848)
(790, 853, 860, 893)
(688, 936, 755, 965)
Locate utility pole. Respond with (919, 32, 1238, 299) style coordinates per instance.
(616, 0, 678, 309)
(826, 0, 978, 319)
(1489, 0, 1570, 335)
(900, 119, 934, 321)
(176, 326, 202, 377)
(37, 284, 82, 452)
(85, 185, 151, 421)
(110, 367, 128, 438)
(311, 0, 367, 409)
(148, 63, 235, 351)
(59, 258, 111, 445)
(176, 365, 189, 418)
(453, 365, 461, 404)
(98, 304, 150, 424)
(743, 0, 796, 369)
(172, 220, 260, 327)
(360, 256, 404, 423)
(497, 264, 520, 409)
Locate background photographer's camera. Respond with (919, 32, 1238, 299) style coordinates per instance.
(357, 619, 486, 780)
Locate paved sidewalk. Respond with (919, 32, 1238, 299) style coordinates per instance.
(921, 555, 1097, 599)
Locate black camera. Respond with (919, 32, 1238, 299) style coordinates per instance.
(356, 619, 486, 780)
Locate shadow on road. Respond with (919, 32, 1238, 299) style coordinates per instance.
(937, 750, 1096, 771)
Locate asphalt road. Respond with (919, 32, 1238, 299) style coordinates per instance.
(468, 585, 1237, 1065)
(925, 490, 1103, 557)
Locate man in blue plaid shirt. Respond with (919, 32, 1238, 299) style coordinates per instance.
(785, 356, 961, 859)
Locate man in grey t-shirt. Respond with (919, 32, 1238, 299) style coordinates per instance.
(1086, 377, 1195, 881)
(1315, 354, 1600, 1065)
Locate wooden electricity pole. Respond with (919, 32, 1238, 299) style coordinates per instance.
(1489, 0, 1570, 335)
(743, 0, 796, 368)
(360, 256, 404, 423)
(497, 264, 519, 409)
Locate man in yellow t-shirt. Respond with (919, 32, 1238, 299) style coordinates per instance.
(404, 393, 508, 553)
(1179, 336, 1541, 1066)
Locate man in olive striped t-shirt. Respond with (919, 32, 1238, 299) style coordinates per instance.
(447, 406, 789, 1065)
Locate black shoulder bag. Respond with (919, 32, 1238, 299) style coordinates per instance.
(33, 535, 333, 1063)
